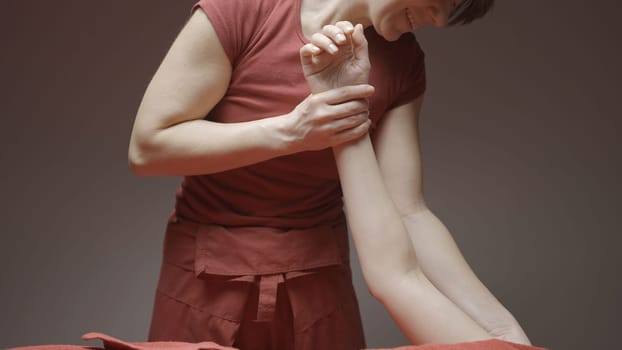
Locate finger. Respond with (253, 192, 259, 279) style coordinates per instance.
(335, 21, 355, 35)
(351, 23, 369, 57)
(309, 97, 368, 123)
(327, 100, 370, 120)
(331, 119, 371, 145)
(330, 112, 370, 133)
(322, 24, 347, 45)
(300, 43, 321, 65)
(318, 84, 375, 104)
(310, 32, 339, 54)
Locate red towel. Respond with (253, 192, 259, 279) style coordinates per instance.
(7, 332, 549, 350)
(372, 338, 548, 350)
(7, 333, 234, 350)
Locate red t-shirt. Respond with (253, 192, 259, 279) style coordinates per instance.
(174, 0, 426, 229)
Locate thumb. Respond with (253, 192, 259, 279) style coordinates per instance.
(351, 23, 369, 60)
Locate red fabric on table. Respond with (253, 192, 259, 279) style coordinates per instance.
(7, 332, 234, 350)
(8, 332, 549, 350)
(372, 339, 549, 350)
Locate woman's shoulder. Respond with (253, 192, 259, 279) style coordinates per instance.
(192, 0, 289, 63)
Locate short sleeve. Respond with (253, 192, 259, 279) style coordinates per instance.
(191, 0, 262, 65)
(389, 34, 427, 109)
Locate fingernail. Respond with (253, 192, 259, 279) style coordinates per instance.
(328, 44, 338, 53)
(336, 33, 346, 42)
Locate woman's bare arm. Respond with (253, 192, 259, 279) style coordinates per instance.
(128, 9, 373, 176)
(373, 100, 532, 345)
(333, 134, 492, 344)
(300, 22, 492, 344)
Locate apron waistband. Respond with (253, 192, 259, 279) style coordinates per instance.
(162, 216, 350, 322)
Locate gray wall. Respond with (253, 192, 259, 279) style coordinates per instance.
(1, 1, 619, 349)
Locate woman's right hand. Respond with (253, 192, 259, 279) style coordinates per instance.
(287, 21, 373, 152)
(283, 83, 375, 152)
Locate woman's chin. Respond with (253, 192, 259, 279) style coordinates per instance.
(373, 18, 406, 41)
(378, 28, 402, 42)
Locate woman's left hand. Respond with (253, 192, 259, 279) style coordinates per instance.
(300, 21, 370, 93)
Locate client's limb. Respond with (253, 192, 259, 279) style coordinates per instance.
(300, 23, 492, 344)
(333, 134, 491, 344)
(373, 100, 532, 345)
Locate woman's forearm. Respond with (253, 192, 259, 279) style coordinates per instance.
(128, 116, 293, 176)
(129, 83, 374, 177)
(333, 135, 491, 344)
(333, 135, 417, 280)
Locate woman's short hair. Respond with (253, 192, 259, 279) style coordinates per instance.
(449, 0, 495, 26)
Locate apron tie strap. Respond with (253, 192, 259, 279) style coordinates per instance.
(255, 273, 285, 322)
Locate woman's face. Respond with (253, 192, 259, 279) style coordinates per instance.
(369, 0, 464, 41)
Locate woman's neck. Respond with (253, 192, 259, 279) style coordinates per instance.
(299, 0, 371, 39)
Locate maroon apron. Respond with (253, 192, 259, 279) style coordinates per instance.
(147, 215, 366, 350)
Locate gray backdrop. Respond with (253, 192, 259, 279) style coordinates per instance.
(1, 1, 620, 349)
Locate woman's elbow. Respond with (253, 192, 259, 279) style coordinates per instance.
(365, 266, 429, 304)
(128, 132, 159, 176)
(366, 282, 389, 303)
(361, 269, 398, 303)
(128, 145, 149, 176)
(128, 150, 147, 176)
(367, 276, 404, 304)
